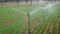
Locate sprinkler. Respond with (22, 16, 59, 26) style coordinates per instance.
(13, 8, 31, 34)
(12, 5, 54, 34)
(27, 13, 31, 34)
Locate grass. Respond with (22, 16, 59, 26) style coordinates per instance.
(0, 5, 60, 34)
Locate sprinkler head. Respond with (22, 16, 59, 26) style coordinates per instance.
(27, 13, 30, 15)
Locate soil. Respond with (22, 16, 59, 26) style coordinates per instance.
(58, 21, 60, 34)
(5, 17, 21, 26)
(42, 24, 47, 34)
(21, 28, 29, 34)
(9, 31, 13, 34)
(34, 18, 39, 25)
(50, 23, 54, 32)
(7, 17, 21, 34)
(53, 21, 56, 34)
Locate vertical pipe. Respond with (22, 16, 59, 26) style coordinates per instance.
(43, 10, 44, 24)
(27, 13, 30, 34)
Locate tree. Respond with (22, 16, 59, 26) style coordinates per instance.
(36, 0, 39, 4)
(4, 0, 7, 5)
(51, 0, 52, 3)
(0, 0, 4, 5)
(31, 0, 32, 5)
(26, 0, 28, 5)
(16, 0, 19, 5)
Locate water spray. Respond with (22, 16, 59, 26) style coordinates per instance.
(11, 3, 54, 34)
(12, 7, 31, 34)
(12, 8, 27, 15)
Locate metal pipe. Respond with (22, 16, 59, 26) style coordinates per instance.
(27, 13, 31, 34)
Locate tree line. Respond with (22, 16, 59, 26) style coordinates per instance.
(0, 0, 57, 5)
(0, 0, 33, 5)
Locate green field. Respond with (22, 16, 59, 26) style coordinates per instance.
(0, 5, 60, 34)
